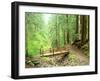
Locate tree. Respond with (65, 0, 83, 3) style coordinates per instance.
(80, 15, 88, 44)
(76, 15, 79, 34)
(66, 15, 70, 44)
(56, 15, 60, 48)
(87, 16, 89, 41)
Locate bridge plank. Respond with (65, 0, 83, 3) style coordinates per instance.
(40, 51, 69, 57)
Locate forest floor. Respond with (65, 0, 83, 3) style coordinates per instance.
(26, 45, 89, 68)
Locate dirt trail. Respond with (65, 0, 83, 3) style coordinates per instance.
(26, 45, 89, 68)
(68, 45, 89, 65)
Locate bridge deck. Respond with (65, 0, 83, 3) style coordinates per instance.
(40, 50, 69, 57)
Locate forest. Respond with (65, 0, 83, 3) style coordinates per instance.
(25, 12, 89, 68)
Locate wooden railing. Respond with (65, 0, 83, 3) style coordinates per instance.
(40, 47, 69, 57)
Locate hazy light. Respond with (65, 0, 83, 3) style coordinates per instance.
(43, 14, 51, 24)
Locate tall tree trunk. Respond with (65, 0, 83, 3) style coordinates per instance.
(56, 15, 60, 48)
(66, 15, 70, 44)
(57, 15, 60, 48)
(78, 16, 81, 40)
(80, 15, 84, 44)
(75, 15, 79, 41)
(56, 15, 58, 48)
(80, 15, 87, 45)
(64, 29, 66, 45)
(87, 16, 89, 41)
(64, 30, 67, 45)
(76, 15, 79, 34)
(64, 15, 67, 45)
(67, 31, 69, 43)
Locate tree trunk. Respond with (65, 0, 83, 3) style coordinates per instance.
(80, 15, 87, 45)
(55, 15, 58, 47)
(64, 30, 67, 45)
(56, 15, 60, 48)
(76, 15, 79, 34)
(64, 15, 68, 45)
(64, 29, 66, 45)
(57, 15, 60, 48)
(66, 15, 70, 44)
(67, 31, 69, 43)
(87, 16, 89, 41)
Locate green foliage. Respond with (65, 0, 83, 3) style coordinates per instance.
(25, 13, 87, 57)
(25, 13, 52, 56)
(68, 15, 77, 44)
(81, 43, 89, 56)
(41, 57, 50, 61)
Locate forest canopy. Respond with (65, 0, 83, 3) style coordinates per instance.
(25, 12, 89, 57)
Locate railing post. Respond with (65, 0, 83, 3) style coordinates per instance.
(50, 48, 52, 53)
(40, 48, 44, 56)
(40, 48, 42, 56)
(53, 48, 54, 56)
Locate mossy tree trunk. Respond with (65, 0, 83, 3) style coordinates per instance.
(66, 15, 70, 44)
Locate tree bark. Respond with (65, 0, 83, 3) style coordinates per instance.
(56, 15, 60, 48)
(87, 16, 89, 41)
(80, 15, 87, 45)
(66, 15, 70, 44)
(67, 31, 69, 43)
(76, 15, 79, 34)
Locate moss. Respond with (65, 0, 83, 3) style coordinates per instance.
(41, 57, 50, 61)
(67, 53, 79, 66)
(81, 43, 89, 57)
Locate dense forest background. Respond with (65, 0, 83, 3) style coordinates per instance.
(25, 12, 89, 68)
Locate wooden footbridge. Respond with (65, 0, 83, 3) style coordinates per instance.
(40, 47, 69, 57)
